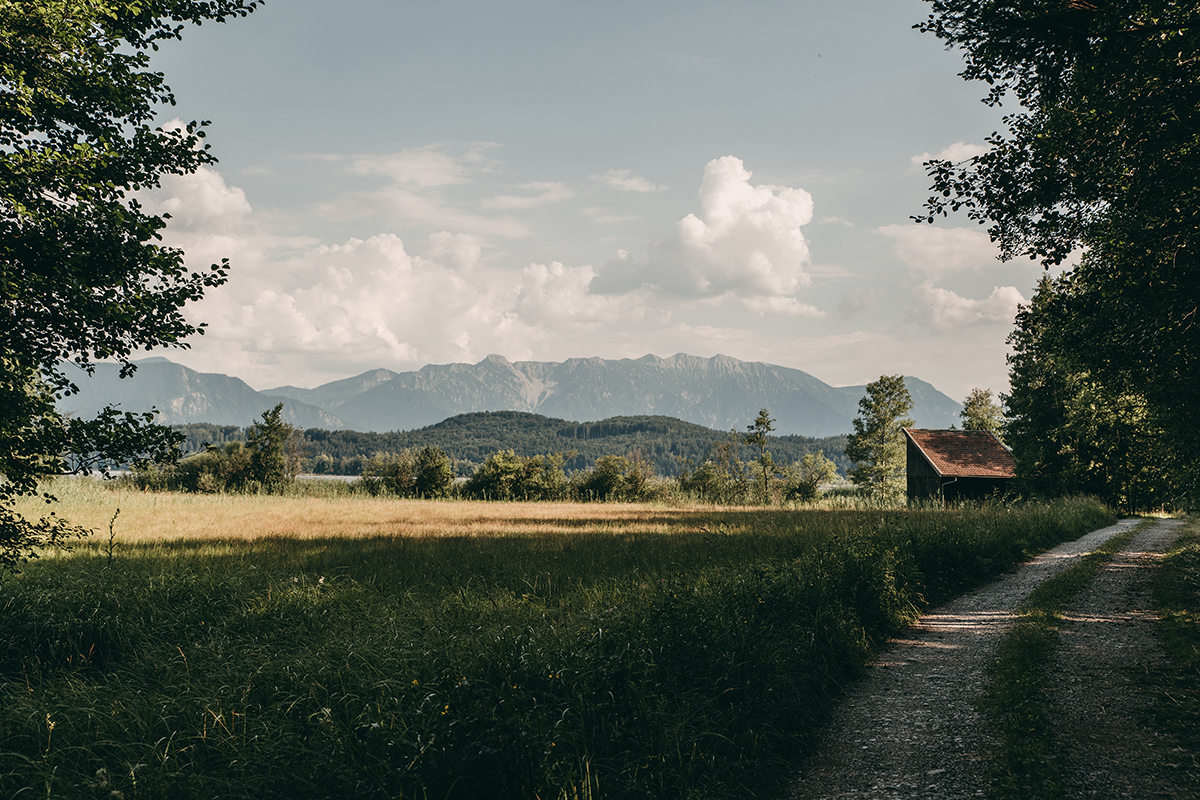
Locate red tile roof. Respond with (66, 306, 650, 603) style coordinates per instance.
(904, 428, 1016, 478)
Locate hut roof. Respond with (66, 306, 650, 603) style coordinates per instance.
(903, 428, 1016, 479)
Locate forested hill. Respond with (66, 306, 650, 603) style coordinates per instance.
(176, 412, 850, 477)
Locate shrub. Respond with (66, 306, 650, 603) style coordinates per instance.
(463, 450, 571, 501)
(361, 447, 455, 498)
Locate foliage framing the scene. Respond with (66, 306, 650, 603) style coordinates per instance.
(0, 0, 260, 563)
(916, 0, 1199, 507)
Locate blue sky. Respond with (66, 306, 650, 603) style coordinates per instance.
(142, 0, 1053, 400)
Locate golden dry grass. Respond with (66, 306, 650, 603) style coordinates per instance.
(17, 478, 760, 543)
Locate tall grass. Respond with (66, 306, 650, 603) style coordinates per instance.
(0, 483, 1113, 799)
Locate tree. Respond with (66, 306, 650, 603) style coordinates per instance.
(0, 0, 259, 562)
(960, 388, 1003, 437)
(915, 0, 1200, 500)
(1004, 276, 1178, 511)
(414, 446, 454, 498)
(744, 409, 777, 503)
(246, 404, 298, 493)
(845, 375, 914, 504)
(783, 451, 839, 503)
(362, 446, 454, 498)
(463, 450, 572, 501)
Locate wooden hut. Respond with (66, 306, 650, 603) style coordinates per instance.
(903, 428, 1015, 504)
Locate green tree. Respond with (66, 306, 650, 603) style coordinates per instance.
(247, 404, 297, 494)
(960, 388, 1004, 437)
(783, 450, 839, 503)
(576, 455, 629, 502)
(1004, 276, 1177, 511)
(362, 446, 454, 498)
(745, 409, 778, 504)
(361, 450, 418, 496)
(845, 375, 914, 505)
(0, 0, 259, 564)
(463, 450, 572, 501)
(916, 0, 1199, 499)
(414, 446, 455, 499)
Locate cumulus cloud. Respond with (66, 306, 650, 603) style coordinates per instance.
(421, 231, 483, 273)
(908, 281, 1025, 332)
(142, 167, 252, 234)
(592, 169, 665, 193)
(140, 167, 659, 385)
(516, 262, 651, 329)
(482, 182, 574, 210)
(878, 224, 998, 278)
(910, 141, 989, 167)
(595, 156, 818, 318)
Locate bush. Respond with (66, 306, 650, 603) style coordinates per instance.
(360, 447, 455, 498)
(463, 450, 571, 501)
(572, 452, 658, 501)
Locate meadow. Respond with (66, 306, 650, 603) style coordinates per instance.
(0, 481, 1114, 799)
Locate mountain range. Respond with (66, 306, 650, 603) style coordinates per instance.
(58, 353, 964, 436)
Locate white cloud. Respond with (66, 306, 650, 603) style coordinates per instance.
(910, 141, 989, 167)
(597, 156, 817, 311)
(348, 144, 496, 187)
(592, 169, 665, 193)
(674, 156, 814, 296)
(908, 281, 1025, 332)
(317, 184, 530, 240)
(583, 206, 638, 224)
(878, 224, 997, 278)
(482, 182, 574, 210)
(306, 144, 531, 239)
(421, 231, 483, 273)
(141, 167, 663, 386)
(516, 261, 651, 329)
(143, 167, 252, 233)
(741, 296, 826, 318)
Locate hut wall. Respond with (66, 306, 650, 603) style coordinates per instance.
(943, 477, 1012, 503)
(906, 438, 942, 501)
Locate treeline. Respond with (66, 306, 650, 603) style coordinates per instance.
(172, 411, 850, 478)
(136, 407, 846, 505)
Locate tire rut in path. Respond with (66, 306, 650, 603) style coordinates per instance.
(1046, 518, 1187, 799)
(786, 518, 1143, 800)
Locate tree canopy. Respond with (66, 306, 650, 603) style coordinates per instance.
(960, 388, 1004, 437)
(917, 0, 1199, 505)
(845, 375, 914, 504)
(1, 0, 259, 562)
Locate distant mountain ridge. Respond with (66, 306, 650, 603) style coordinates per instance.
(60, 353, 963, 436)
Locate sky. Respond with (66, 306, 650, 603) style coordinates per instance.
(139, 0, 1056, 399)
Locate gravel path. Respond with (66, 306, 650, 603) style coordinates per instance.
(786, 518, 1144, 800)
(1046, 519, 1188, 799)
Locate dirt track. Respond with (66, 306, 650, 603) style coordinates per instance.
(786, 518, 1186, 800)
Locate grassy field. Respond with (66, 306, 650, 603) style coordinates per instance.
(0, 481, 1114, 799)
